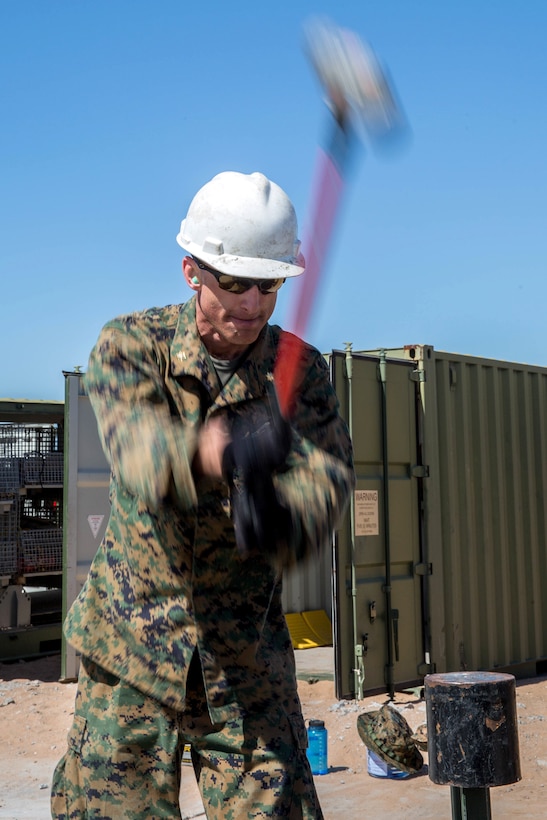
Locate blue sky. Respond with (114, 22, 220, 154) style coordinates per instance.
(2, 0, 547, 400)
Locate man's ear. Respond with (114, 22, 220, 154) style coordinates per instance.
(182, 257, 200, 290)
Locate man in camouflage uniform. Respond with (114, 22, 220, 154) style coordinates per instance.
(51, 171, 354, 819)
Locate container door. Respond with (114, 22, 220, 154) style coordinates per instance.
(331, 350, 428, 698)
(61, 372, 110, 680)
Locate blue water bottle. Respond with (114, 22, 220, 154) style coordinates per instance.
(307, 719, 328, 775)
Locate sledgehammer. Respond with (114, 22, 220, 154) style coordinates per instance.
(274, 17, 406, 415)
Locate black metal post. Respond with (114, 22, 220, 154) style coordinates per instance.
(450, 786, 492, 820)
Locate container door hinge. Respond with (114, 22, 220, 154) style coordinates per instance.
(411, 464, 429, 478)
(414, 562, 433, 577)
(409, 369, 426, 383)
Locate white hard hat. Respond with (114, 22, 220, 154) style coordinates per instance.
(176, 171, 305, 279)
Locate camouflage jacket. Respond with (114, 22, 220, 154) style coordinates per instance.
(64, 298, 354, 721)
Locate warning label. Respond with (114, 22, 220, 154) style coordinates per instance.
(88, 514, 105, 539)
(354, 490, 379, 536)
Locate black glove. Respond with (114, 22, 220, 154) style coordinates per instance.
(222, 391, 293, 557)
(221, 390, 291, 478)
(228, 468, 293, 557)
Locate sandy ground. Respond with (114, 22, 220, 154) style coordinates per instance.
(1, 653, 546, 819)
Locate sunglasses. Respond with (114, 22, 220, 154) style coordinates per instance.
(192, 258, 285, 295)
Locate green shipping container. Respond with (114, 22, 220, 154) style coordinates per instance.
(330, 345, 547, 700)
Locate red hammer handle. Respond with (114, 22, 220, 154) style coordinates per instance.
(274, 139, 346, 417)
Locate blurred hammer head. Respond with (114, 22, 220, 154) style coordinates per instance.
(303, 17, 406, 147)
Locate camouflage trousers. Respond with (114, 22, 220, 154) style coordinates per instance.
(51, 654, 323, 819)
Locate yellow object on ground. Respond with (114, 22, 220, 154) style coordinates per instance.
(285, 610, 333, 649)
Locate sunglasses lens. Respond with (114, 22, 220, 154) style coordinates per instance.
(217, 275, 249, 294)
(261, 278, 285, 293)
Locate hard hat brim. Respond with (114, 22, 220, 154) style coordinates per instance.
(176, 232, 306, 280)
